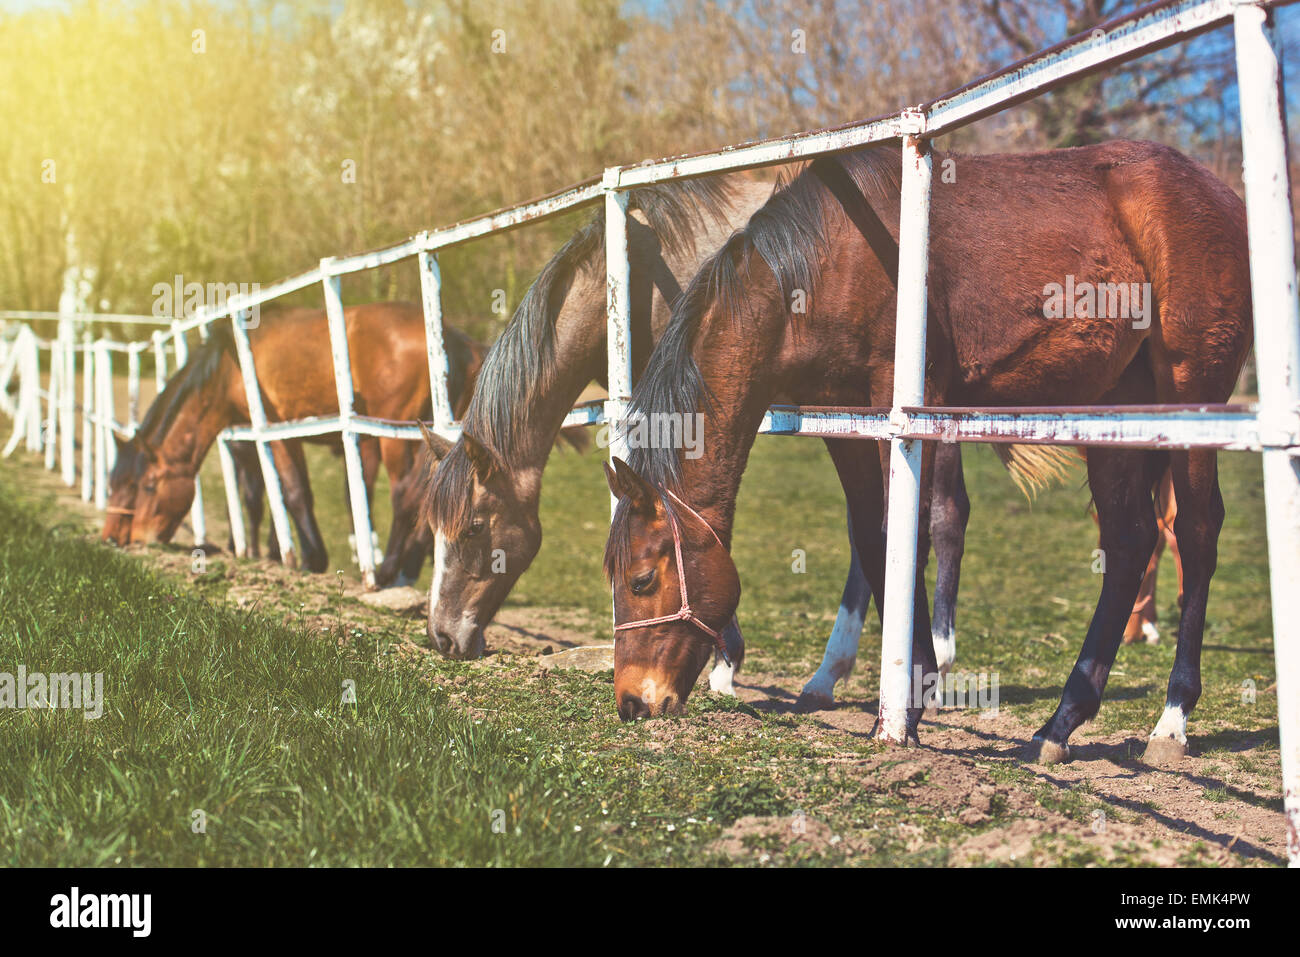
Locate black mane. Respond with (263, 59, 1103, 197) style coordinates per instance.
(427, 176, 737, 538)
(605, 146, 903, 579)
(628, 147, 901, 491)
(110, 322, 235, 485)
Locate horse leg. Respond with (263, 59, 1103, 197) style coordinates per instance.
(929, 441, 969, 677)
(1142, 449, 1223, 766)
(796, 438, 880, 710)
(1027, 448, 1163, 763)
(231, 441, 265, 559)
(271, 439, 329, 573)
(1159, 473, 1183, 610)
(1126, 469, 1178, 644)
(708, 619, 746, 695)
(795, 506, 868, 709)
(1126, 521, 1165, 645)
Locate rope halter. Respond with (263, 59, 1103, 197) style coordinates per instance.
(613, 488, 733, 667)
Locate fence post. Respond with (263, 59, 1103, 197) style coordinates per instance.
(229, 309, 297, 568)
(44, 337, 59, 470)
(80, 331, 92, 501)
(877, 118, 933, 745)
(216, 434, 248, 558)
(1234, 0, 1300, 867)
(24, 329, 41, 453)
(417, 238, 455, 431)
(603, 176, 633, 517)
(0, 329, 15, 421)
(321, 264, 378, 589)
(60, 319, 75, 486)
(1, 326, 40, 458)
(171, 319, 206, 545)
(93, 339, 111, 510)
(127, 345, 142, 433)
(152, 330, 168, 391)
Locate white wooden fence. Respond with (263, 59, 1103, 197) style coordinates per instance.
(1, 0, 1296, 864)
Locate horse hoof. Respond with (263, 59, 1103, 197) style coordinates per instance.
(794, 690, 834, 713)
(1141, 735, 1187, 767)
(1142, 621, 1160, 645)
(1023, 736, 1071, 765)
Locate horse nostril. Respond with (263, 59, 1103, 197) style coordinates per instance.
(619, 695, 651, 722)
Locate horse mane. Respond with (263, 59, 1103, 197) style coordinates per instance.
(606, 146, 902, 579)
(136, 321, 235, 444)
(626, 146, 902, 493)
(463, 176, 738, 462)
(427, 176, 737, 539)
(109, 321, 237, 490)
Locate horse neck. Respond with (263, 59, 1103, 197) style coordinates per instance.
(506, 186, 765, 492)
(154, 362, 238, 472)
(677, 283, 790, 546)
(510, 271, 610, 476)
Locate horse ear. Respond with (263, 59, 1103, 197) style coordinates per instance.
(462, 433, 499, 481)
(604, 457, 657, 515)
(416, 420, 452, 464)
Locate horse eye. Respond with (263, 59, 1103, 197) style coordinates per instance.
(630, 569, 656, 595)
(143, 483, 157, 495)
(465, 519, 485, 538)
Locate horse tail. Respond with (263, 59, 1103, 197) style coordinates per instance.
(992, 443, 1082, 499)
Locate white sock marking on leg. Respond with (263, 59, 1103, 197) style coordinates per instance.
(1150, 704, 1187, 743)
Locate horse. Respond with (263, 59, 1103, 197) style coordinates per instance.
(103, 302, 485, 582)
(603, 140, 1250, 771)
(410, 169, 1117, 686)
(413, 173, 979, 676)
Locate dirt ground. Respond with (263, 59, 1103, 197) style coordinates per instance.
(147, 542, 1287, 867)
(721, 670, 1283, 865)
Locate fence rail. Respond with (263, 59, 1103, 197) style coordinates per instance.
(1, 0, 1296, 864)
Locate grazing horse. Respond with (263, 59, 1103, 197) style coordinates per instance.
(414, 176, 773, 664)
(414, 174, 983, 676)
(603, 141, 1250, 771)
(411, 170, 1094, 686)
(103, 302, 485, 581)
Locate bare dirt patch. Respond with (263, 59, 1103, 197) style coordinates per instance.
(718, 665, 1285, 866)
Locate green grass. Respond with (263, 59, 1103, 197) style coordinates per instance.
(0, 480, 608, 866)
(0, 432, 1283, 866)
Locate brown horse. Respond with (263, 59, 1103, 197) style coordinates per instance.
(104, 302, 484, 581)
(604, 141, 1250, 770)
(411, 169, 1106, 690)
(415, 175, 774, 664)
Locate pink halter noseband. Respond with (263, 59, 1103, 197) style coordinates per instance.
(614, 488, 733, 667)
